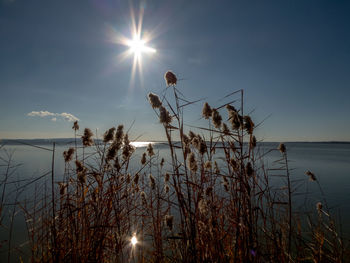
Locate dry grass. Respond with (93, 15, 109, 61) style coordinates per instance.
(1, 71, 349, 262)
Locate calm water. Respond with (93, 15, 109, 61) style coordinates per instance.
(0, 141, 350, 261)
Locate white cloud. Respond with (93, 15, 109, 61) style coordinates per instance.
(27, 111, 79, 122)
(60, 112, 79, 122)
(28, 111, 55, 117)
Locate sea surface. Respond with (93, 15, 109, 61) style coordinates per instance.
(0, 140, 350, 261)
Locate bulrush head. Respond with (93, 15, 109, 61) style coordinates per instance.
(164, 172, 170, 183)
(250, 136, 257, 149)
(230, 112, 242, 130)
(103, 127, 116, 143)
(72, 120, 79, 131)
(278, 143, 286, 153)
(211, 108, 222, 129)
(63, 147, 75, 162)
(75, 160, 86, 184)
(141, 152, 147, 165)
(115, 125, 124, 144)
(147, 143, 155, 157)
(182, 134, 190, 146)
(133, 173, 140, 185)
(246, 162, 253, 177)
(106, 144, 118, 161)
(149, 174, 155, 190)
(164, 71, 177, 86)
(202, 102, 212, 119)
(164, 184, 170, 194)
(148, 93, 162, 109)
(243, 116, 254, 135)
(306, 170, 317, 181)
(82, 128, 94, 146)
(188, 152, 198, 173)
(159, 106, 172, 125)
(122, 134, 135, 160)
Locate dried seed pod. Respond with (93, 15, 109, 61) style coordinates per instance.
(211, 108, 222, 129)
(82, 128, 93, 146)
(72, 121, 79, 131)
(148, 93, 162, 108)
(202, 102, 212, 119)
(103, 127, 116, 143)
(63, 147, 75, 162)
(278, 143, 286, 153)
(164, 71, 177, 86)
(306, 170, 316, 181)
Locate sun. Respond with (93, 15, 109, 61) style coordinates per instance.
(127, 35, 156, 59)
(108, 6, 157, 87)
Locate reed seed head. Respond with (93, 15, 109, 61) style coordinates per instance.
(202, 102, 212, 119)
(140, 191, 147, 205)
(147, 143, 155, 157)
(164, 71, 177, 86)
(243, 116, 254, 135)
(107, 143, 118, 161)
(188, 152, 198, 173)
(164, 184, 170, 194)
(148, 93, 162, 108)
(72, 120, 79, 131)
(278, 143, 286, 153)
(306, 170, 317, 181)
(226, 104, 237, 113)
(149, 174, 156, 190)
(82, 128, 94, 146)
(316, 202, 322, 211)
(63, 147, 75, 162)
(211, 108, 222, 129)
(133, 173, 140, 185)
(159, 106, 172, 125)
(164, 172, 170, 183)
(246, 162, 253, 177)
(182, 134, 190, 146)
(115, 125, 124, 144)
(230, 112, 242, 130)
(141, 152, 147, 165)
(103, 127, 116, 143)
(160, 158, 165, 167)
(250, 136, 257, 149)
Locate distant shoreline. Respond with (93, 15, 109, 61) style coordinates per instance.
(1, 138, 350, 145)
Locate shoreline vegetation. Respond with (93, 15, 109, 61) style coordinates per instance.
(0, 71, 349, 262)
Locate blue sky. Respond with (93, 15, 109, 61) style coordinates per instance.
(1, 0, 349, 141)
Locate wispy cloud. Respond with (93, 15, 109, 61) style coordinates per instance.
(27, 111, 79, 122)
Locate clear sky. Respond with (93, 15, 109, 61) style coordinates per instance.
(1, 0, 349, 141)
